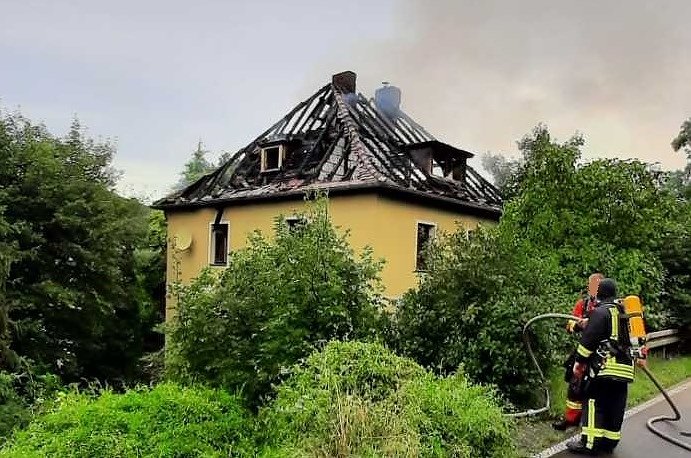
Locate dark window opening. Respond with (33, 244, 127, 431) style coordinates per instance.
(263, 146, 281, 171)
(416, 222, 436, 271)
(211, 223, 229, 265)
(285, 216, 307, 232)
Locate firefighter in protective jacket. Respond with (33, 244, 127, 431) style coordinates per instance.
(566, 278, 635, 455)
(553, 273, 604, 430)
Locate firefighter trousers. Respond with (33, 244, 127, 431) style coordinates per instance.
(563, 351, 583, 424)
(579, 377, 628, 453)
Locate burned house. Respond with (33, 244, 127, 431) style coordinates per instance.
(153, 71, 502, 315)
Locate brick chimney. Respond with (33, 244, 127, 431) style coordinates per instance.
(332, 71, 356, 93)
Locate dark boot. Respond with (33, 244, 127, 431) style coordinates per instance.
(566, 438, 599, 455)
(552, 417, 577, 431)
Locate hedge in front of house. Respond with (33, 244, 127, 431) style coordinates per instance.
(0, 383, 254, 458)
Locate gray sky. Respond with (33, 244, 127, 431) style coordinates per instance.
(2, 0, 690, 200)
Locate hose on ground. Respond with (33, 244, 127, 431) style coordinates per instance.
(639, 364, 691, 451)
(508, 312, 691, 452)
(505, 313, 580, 418)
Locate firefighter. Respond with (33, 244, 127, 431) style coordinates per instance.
(553, 273, 604, 431)
(566, 278, 635, 455)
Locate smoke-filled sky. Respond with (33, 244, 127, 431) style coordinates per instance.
(2, 0, 689, 199)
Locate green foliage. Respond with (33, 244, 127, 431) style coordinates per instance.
(167, 198, 386, 405)
(0, 370, 61, 441)
(133, 209, 167, 378)
(0, 383, 254, 458)
(0, 373, 31, 441)
(393, 227, 567, 402)
(500, 130, 677, 310)
(261, 341, 515, 457)
(394, 126, 684, 403)
(672, 118, 691, 157)
(0, 112, 157, 382)
(658, 202, 691, 330)
(399, 375, 514, 457)
(0, 205, 17, 371)
(175, 140, 216, 190)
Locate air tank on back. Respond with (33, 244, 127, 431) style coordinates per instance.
(374, 82, 401, 119)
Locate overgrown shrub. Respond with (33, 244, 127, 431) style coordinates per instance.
(399, 375, 514, 457)
(0, 383, 254, 457)
(394, 127, 683, 403)
(0, 371, 61, 441)
(167, 198, 386, 406)
(658, 199, 691, 331)
(393, 227, 568, 403)
(260, 341, 515, 457)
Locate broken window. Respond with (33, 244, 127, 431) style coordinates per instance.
(262, 146, 282, 171)
(416, 222, 436, 271)
(210, 223, 229, 265)
(285, 216, 307, 232)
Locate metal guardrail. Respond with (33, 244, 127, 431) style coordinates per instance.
(646, 329, 681, 356)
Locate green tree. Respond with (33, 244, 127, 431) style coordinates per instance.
(0, 112, 153, 382)
(671, 118, 691, 157)
(175, 140, 215, 190)
(0, 206, 17, 371)
(670, 118, 691, 199)
(657, 121, 691, 330)
(393, 126, 682, 402)
(132, 210, 167, 380)
(167, 198, 386, 406)
(500, 128, 677, 306)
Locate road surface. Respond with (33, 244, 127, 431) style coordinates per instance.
(548, 379, 691, 458)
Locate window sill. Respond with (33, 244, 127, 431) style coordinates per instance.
(209, 263, 228, 267)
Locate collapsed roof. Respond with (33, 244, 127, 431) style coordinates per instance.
(154, 71, 502, 217)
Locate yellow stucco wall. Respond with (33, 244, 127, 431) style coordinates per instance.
(165, 193, 492, 319)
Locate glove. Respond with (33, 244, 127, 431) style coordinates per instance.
(572, 361, 587, 379)
(569, 362, 588, 397)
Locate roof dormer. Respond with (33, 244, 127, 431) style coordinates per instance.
(403, 140, 473, 183)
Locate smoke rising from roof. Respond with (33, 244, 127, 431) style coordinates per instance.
(334, 0, 691, 169)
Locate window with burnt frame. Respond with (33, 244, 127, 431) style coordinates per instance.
(210, 223, 229, 265)
(262, 146, 281, 171)
(416, 222, 436, 271)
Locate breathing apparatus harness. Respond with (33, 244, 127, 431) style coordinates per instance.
(506, 296, 691, 452)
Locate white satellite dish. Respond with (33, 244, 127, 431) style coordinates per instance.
(174, 233, 192, 251)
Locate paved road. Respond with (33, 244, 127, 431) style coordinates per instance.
(550, 380, 691, 458)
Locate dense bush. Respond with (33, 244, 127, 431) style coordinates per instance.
(393, 227, 568, 403)
(167, 199, 386, 405)
(261, 341, 515, 457)
(658, 200, 691, 331)
(0, 371, 61, 440)
(394, 126, 684, 403)
(0, 383, 254, 458)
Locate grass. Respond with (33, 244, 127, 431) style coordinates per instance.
(515, 353, 691, 457)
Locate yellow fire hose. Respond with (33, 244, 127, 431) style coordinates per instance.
(508, 312, 691, 452)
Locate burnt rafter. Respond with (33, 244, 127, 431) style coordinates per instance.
(154, 72, 502, 215)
